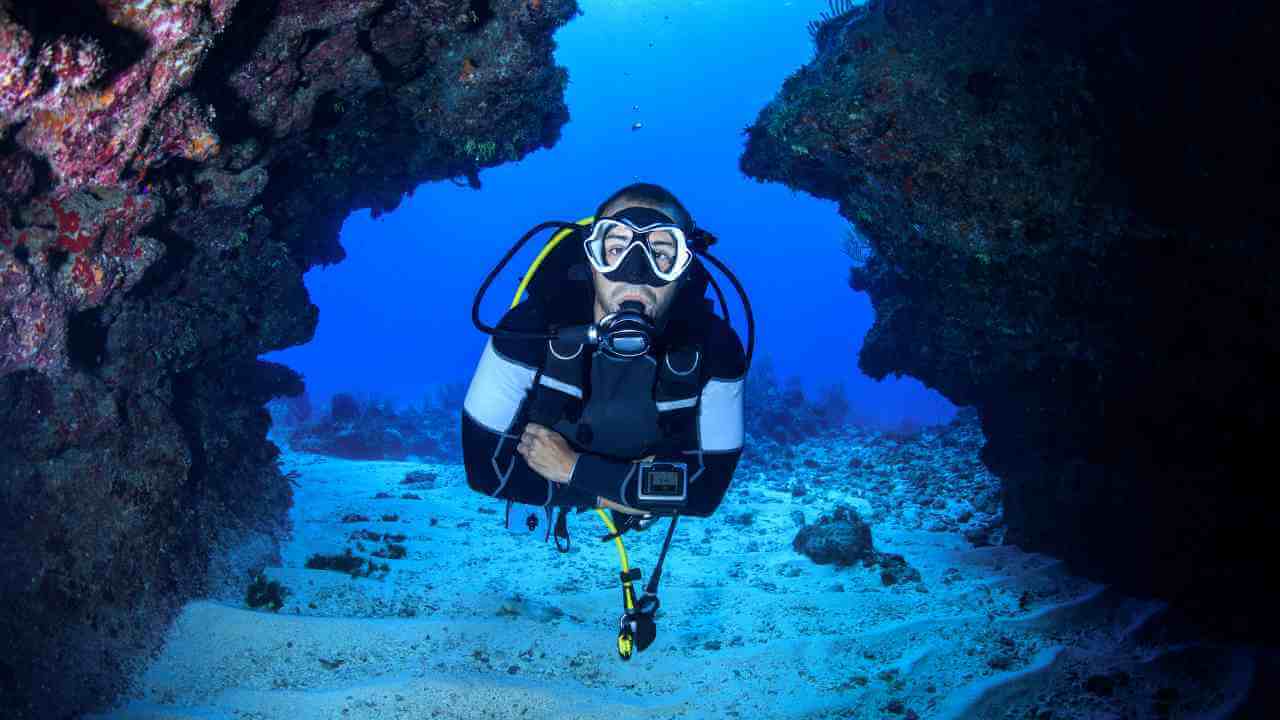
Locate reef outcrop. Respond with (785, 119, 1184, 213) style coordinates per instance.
(742, 0, 1278, 635)
(0, 0, 576, 716)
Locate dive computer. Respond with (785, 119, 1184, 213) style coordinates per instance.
(637, 461, 688, 505)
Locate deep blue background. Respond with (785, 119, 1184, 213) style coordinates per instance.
(262, 0, 956, 428)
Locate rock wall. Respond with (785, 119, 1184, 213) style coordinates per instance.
(0, 0, 577, 716)
(741, 0, 1278, 636)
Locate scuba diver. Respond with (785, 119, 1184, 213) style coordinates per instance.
(461, 182, 754, 659)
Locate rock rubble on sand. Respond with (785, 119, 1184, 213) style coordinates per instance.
(739, 405, 1003, 547)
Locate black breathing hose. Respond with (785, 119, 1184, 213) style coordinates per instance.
(695, 250, 756, 372)
(471, 220, 583, 341)
(472, 220, 755, 373)
(704, 267, 731, 328)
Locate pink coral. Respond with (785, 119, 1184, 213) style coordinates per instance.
(2, 1, 233, 193)
(40, 35, 107, 92)
(0, 14, 39, 118)
(1, 186, 163, 374)
(138, 93, 221, 167)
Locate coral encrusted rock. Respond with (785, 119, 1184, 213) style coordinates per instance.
(794, 506, 877, 566)
(0, 0, 578, 716)
(793, 505, 921, 585)
(742, 0, 1280, 636)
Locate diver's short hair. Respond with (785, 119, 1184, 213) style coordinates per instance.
(595, 182, 693, 231)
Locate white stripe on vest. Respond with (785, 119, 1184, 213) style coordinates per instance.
(463, 339, 535, 433)
(698, 377, 745, 451)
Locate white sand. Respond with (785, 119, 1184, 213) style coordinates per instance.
(90, 444, 1260, 719)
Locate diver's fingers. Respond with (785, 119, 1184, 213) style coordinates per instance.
(521, 427, 540, 446)
(528, 424, 560, 444)
(519, 435, 543, 455)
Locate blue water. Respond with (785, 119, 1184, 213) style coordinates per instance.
(262, 0, 955, 428)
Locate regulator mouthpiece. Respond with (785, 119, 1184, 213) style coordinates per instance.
(598, 301, 655, 358)
(552, 300, 654, 359)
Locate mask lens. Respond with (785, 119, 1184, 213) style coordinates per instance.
(603, 229, 633, 266)
(607, 331, 649, 357)
(645, 230, 679, 274)
(586, 220, 629, 270)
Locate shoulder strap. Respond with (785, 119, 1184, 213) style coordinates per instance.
(527, 337, 588, 426)
(658, 304, 717, 391)
(654, 332, 706, 447)
(656, 345, 703, 401)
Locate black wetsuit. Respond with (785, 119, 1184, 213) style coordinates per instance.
(460, 300, 746, 518)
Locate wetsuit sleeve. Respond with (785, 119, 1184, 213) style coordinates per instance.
(567, 317, 747, 518)
(461, 303, 597, 508)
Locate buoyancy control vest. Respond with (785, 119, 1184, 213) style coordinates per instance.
(533, 339, 704, 461)
(517, 319, 706, 552)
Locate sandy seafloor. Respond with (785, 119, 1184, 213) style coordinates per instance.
(92, 432, 1267, 720)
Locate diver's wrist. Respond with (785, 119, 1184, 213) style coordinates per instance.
(564, 451, 582, 484)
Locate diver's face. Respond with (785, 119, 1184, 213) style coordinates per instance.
(590, 199, 682, 322)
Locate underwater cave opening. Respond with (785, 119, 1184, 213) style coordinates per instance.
(260, 0, 955, 434)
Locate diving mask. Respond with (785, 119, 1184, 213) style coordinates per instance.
(583, 207, 693, 286)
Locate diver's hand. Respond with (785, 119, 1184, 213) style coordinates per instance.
(517, 423, 580, 484)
